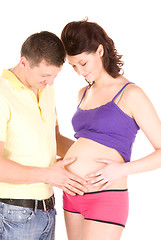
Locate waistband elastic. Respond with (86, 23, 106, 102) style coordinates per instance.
(79, 189, 128, 195)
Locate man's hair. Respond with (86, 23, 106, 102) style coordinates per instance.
(21, 31, 66, 67)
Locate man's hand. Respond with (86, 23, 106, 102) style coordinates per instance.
(45, 157, 87, 195)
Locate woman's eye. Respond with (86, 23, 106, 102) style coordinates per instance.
(82, 63, 87, 66)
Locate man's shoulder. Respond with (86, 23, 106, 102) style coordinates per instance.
(0, 77, 11, 94)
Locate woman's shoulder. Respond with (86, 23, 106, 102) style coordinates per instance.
(115, 76, 142, 97)
(125, 82, 155, 117)
(78, 85, 88, 101)
(125, 82, 146, 100)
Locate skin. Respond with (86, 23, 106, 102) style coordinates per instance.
(11, 57, 62, 97)
(63, 44, 161, 240)
(0, 57, 88, 196)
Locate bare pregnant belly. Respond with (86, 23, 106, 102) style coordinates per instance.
(64, 138, 128, 192)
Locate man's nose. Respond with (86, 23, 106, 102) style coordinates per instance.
(46, 78, 54, 85)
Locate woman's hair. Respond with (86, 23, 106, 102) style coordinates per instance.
(21, 31, 66, 67)
(61, 19, 124, 78)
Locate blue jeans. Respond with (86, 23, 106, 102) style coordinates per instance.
(0, 201, 56, 240)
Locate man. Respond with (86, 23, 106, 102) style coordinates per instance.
(0, 31, 86, 240)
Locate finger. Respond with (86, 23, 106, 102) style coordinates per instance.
(85, 171, 102, 179)
(99, 181, 112, 190)
(68, 172, 87, 186)
(62, 157, 76, 166)
(68, 178, 88, 192)
(64, 183, 84, 195)
(95, 158, 112, 164)
(89, 179, 108, 188)
(87, 175, 104, 185)
(63, 186, 76, 196)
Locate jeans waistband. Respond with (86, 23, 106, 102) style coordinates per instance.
(0, 195, 55, 212)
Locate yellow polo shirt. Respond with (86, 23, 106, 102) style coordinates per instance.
(0, 69, 57, 200)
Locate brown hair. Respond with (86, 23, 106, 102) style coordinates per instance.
(61, 20, 124, 78)
(21, 31, 65, 67)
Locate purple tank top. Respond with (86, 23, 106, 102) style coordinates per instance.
(72, 82, 140, 162)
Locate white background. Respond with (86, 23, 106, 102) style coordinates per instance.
(0, 0, 161, 239)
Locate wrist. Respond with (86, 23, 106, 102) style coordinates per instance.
(122, 162, 131, 177)
(38, 167, 51, 184)
(27, 166, 49, 184)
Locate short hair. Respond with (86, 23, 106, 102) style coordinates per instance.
(21, 31, 66, 67)
(61, 20, 124, 78)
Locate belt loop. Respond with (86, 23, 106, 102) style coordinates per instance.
(42, 199, 47, 211)
(52, 196, 55, 208)
(34, 200, 38, 214)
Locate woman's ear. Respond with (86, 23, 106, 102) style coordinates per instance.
(97, 44, 104, 57)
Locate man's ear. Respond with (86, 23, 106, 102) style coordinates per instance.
(20, 56, 28, 68)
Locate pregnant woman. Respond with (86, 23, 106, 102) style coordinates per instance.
(60, 19, 161, 240)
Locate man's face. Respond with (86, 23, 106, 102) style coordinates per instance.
(22, 58, 62, 91)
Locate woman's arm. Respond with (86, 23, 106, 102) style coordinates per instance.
(86, 85, 161, 189)
(121, 86, 161, 174)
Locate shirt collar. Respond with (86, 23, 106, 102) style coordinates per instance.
(1, 69, 24, 90)
(1, 69, 43, 96)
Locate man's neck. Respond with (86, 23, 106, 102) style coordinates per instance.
(10, 65, 38, 97)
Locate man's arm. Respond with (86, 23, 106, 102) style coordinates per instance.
(0, 141, 87, 195)
(56, 125, 74, 158)
(0, 141, 45, 184)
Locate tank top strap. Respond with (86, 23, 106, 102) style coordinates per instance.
(112, 82, 134, 102)
(78, 86, 88, 107)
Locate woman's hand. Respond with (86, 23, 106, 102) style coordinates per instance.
(85, 159, 126, 190)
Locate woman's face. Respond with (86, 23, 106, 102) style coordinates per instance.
(67, 45, 104, 83)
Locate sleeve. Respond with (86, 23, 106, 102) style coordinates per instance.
(55, 106, 58, 126)
(0, 96, 11, 142)
(52, 86, 58, 126)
